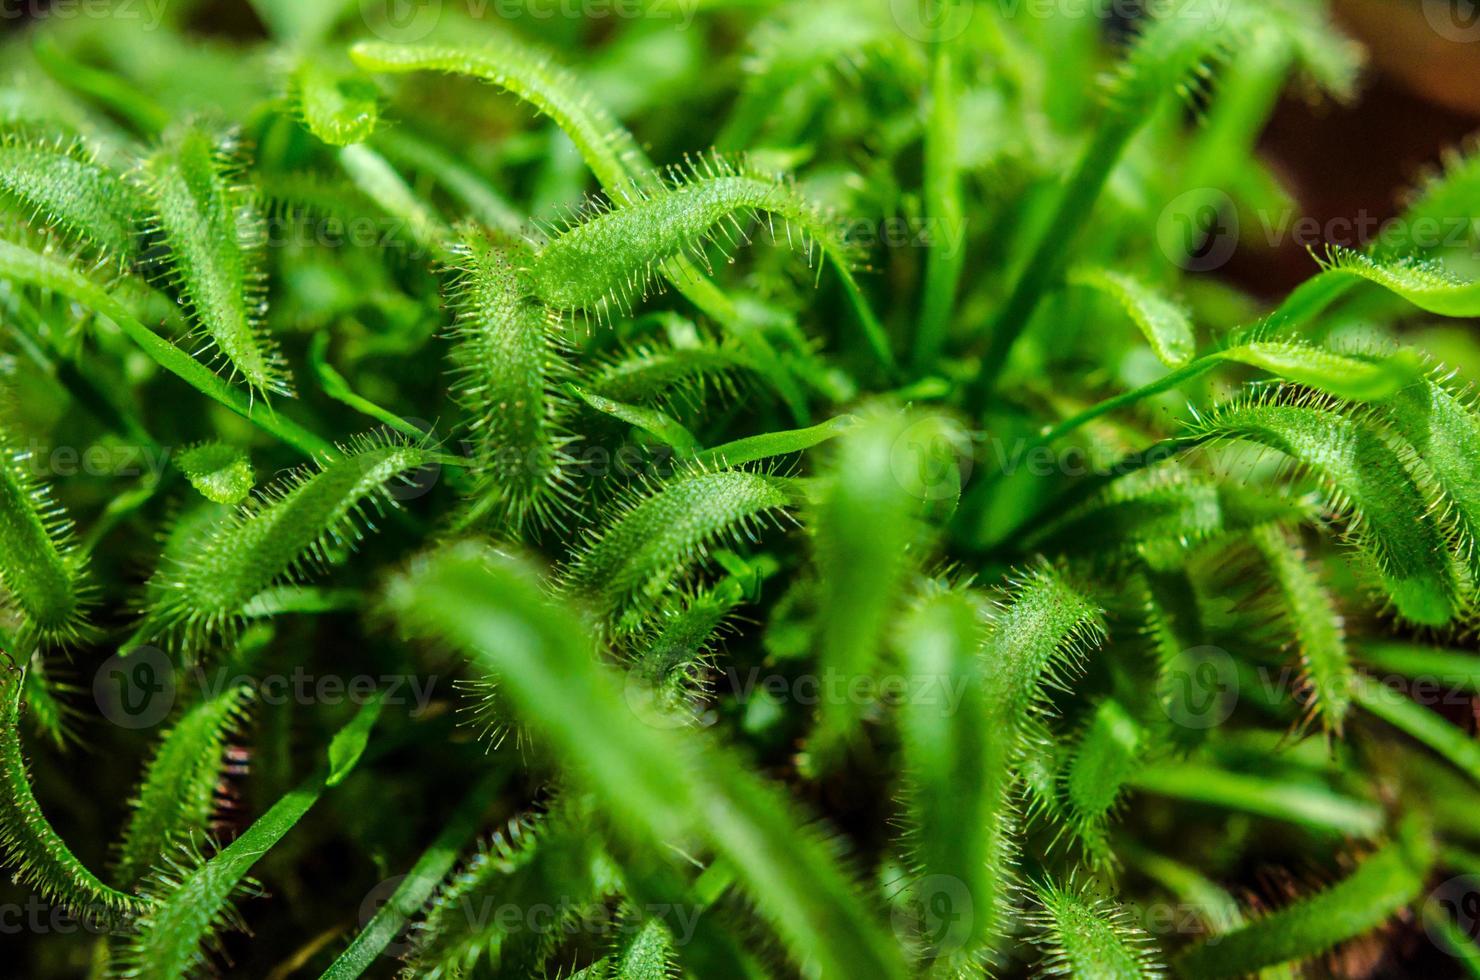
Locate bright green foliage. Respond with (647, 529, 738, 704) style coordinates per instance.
(1373, 370, 1480, 579)
(291, 59, 380, 147)
(527, 160, 858, 322)
(0, 134, 139, 261)
(1189, 390, 1463, 626)
(140, 123, 289, 397)
(385, 542, 910, 980)
(0, 423, 93, 645)
(402, 803, 612, 979)
(1251, 523, 1352, 735)
(583, 335, 751, 409)
(1065, 698, 1144, 854)
(174, 441, 253, 505)
(1175, 817, 1435, 978)
(1067, 267, 1196, 367)
(809, 410, 938, 763)
(613, 918, 678, 980)
(1028, 879, 1165, 978)
(448, 227, 574, 531)
(113, 684, 253, 886)
(0, 668, 145, 918)
(349, 38, 648, 195)
(625, 580, 743, 718)
(2, 4, 1479, 978)
(958, 565, 1106, 956)
(562, 467, 794, 631)
(114, 700, 382, 979)
(893, 585, 996, 968)
(138, 435, 442, 652)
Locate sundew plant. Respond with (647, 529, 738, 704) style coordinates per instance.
(3, 0, 1480, 976)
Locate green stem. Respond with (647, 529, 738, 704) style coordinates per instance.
(914, 6, 966, 371)
(319, 770, 505, 980)
(1024, 357, 1215, 458)
(31, 35, 170, 134)
(1351, 673, 1480, 786)
(308, 333, 430, 442)
(0, 240, 336, 459)
(968, 120, 1134, 409)
(1128, 762, 1382, 836)
(690, 414, 856, 469)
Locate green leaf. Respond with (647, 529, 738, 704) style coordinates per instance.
(320, 773, 506, 980)
(402, 802, 613, 979)
(893, 586, 998, 967)
(1065, 698, 1144, 855)
(569, 383, 699, 456)
(447, 228, 574, 532)
(562, 468, 795, 632)
(0, 422, 93, 645)
(0, 134, 139, 262)
(1189, 390, 1463, 626)
(174, 441, 253, 505)
(1068, 266, 1196, 367)
(810, 409, 939, 763)
(1351, 674, 1480, 786)
(1129, 762, 1382, 836)
(1251, 523, 1352, 735)
(690, 414, 855, 469)
(1175, 816, 1435, 977)
(138, 435, 442, 653)
(614, 918, 677, 980)
(1028, 879, 1164, 979)
(350, 38, 647, 197)
(384, 541, 910, 980)
(326, 691, 383, 785)
(293, 58, 380, 146)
